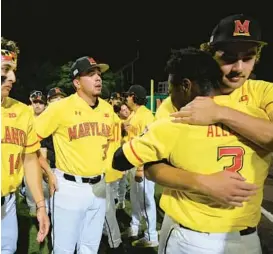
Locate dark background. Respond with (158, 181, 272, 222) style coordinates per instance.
(2, 1, 273, 103)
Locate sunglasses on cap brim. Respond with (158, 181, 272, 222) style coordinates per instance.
(30, 91, 43, 98)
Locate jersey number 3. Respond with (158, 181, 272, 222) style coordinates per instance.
(217, 146, 245, 173)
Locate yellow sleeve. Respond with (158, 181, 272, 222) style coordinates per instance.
(25, 110, 41, 154)
(35, 102, 61, 139)
(139, 111, 155, 134)
(254, 81, 273, 116)
(122, 119, 179, 167)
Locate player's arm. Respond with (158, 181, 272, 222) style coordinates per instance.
(218, 107, 273, 151)
(144, 161, 257, 207)
(171, 91, 273, 151)
(35, 102, 61, 140)
(24, 114, 50, 242)
(112, 119, 178, 171)
(36, 150, 58, 195)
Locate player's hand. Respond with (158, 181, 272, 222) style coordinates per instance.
(47, 171, 58, 196)
(170, 97, 222, 125)
(199, 171, 258, 207)
(36, 207, 50, 243)
(123, 122, 131, 132)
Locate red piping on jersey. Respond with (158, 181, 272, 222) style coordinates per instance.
(25, 140, 39, 148)
(37, 134, 44, 140)
(129, 141, 143, 163)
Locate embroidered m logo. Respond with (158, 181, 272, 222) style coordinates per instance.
(233, 20, 250, 36)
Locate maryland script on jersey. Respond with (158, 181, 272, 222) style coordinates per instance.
(35, 93, 115, 177)
(123, 96, 272, 232)
(1, 97, 40, 196)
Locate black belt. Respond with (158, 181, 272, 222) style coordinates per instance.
(63, 173, 102, 184)
(179, 224, 256, 236)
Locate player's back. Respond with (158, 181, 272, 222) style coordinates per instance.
(160, 101, 272, 232)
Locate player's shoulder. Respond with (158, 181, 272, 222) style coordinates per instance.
(155, 96, 177, 120)
(244, 79, 273, 90)
(141, 105, 154, 115)
(98, 98, 113, 110)
(3, 97, 32, 114)
(148, 117, 182, 135)
(215, 96, 269, 119)
(47, 94, 73, 110)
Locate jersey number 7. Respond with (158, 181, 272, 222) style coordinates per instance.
(217, 146, 245, 173)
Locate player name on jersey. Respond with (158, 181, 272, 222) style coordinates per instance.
(1, 126, 27, 146)
(68, 122, 111, 141)
(207, 123, 236, 138)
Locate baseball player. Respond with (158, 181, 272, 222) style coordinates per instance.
(113, 48, 272, 254)
(103, 112, 125, 253)
(35, 56, 115, 253)
(1, 38, 50, 254)
(148, 14, 273, 206)
(113, 101, 131, 209)
(47, 87, 67, 104)
(124, 84, 159, 248)
(172, 14, 273, 151)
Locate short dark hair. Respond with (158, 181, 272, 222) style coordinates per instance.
(1, 37, 20, 55)
(113, 101, 127, 114)
(166, 47, 222, 96)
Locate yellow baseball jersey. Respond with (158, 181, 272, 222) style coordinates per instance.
(127, 106, 154, 141)
(155, 96, 177, 120)
(105, 113, 123, 183)
(121, 111, 135, 143)
(123, 97, 272, 232)
(1, 97, 41, 196)
(229, 79, 273, 117)
(35, 93, 114, 177)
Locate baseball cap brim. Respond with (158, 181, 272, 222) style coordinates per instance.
(90, 63, 109, 73)
(201, 38, 268, 49)
(48, 92, 67, 100)
(33, 99, 46, 104)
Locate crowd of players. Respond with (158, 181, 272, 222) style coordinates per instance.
(1, 13, 273, 254)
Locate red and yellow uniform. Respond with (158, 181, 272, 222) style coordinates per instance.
(35, 93, 114, 177)
(105, 113, 123, 183)
(1, 98, 40, 196)
(127, 106, 154, 141)
(155, 96, 177, 120)
(123, 96, 272, 232)
(229, 80, 273, 117)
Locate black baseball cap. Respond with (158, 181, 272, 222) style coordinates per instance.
(71, 56, 109, 79)
(47, 87, 67, 100)
(32, 94, 47, 104)
(126, 85, 147, 99)
(110, 92, 120, 100)
(203, 14, 267, 47)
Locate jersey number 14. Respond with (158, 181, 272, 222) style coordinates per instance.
(217, 146, 245, 173)
(9, 153, 21, 175)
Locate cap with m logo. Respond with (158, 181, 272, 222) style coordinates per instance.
(207, 14, 267, 46)
(233, 20, 250, 36)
